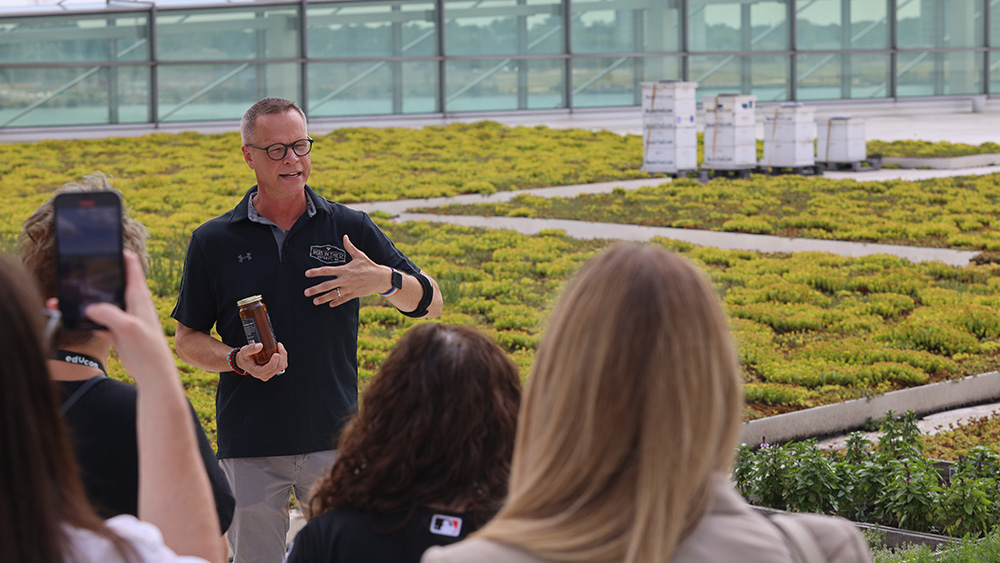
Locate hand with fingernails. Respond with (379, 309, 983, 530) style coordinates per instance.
(234, 341, 288, 381)
(304, 234, 389, 307)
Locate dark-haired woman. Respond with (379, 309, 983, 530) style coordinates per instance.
(284, 323, 521, 563)
(0, 251, 224, 563)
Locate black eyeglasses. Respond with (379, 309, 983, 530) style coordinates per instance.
(246, 138, 314, 161)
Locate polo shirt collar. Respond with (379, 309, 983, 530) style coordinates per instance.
(229, 185, 330, 223)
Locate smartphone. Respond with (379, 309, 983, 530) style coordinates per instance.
(53, 191, 125, 331)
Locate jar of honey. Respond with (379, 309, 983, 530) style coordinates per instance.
(237, 295, 278, 366)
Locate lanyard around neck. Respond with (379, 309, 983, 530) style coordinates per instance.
(52, 349, 107, 375)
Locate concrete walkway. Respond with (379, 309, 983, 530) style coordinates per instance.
(395, 213, 979, 267)
(350, 164, 1000, 218)
(817, 400, 1000, 451)
(823, 165, 1000, 182)
(353, 166, 990, 267)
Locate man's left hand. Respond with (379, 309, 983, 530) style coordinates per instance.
(304, 234, 389, 307)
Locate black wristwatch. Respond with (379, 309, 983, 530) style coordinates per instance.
(380, 268, 403, 297)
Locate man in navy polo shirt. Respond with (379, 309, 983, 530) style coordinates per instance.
(171, 97, 443, 563)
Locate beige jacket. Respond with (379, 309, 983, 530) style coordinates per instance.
(422, 474, 872, 563)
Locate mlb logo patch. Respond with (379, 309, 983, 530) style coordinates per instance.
(429, 514, 463, 537)
(309, 244, 347, 265)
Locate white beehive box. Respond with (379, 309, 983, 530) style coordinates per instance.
(761, 103, 816, 167)
(763, 104, 817, 141)
(640, 85, 699, 173)
(764, 120, 816, 141)
(644, 111, 697, 129)
(643, 126, 698, 151)
(643, 146, 698, 174)
(643, 114, 698, 148)
(641, 81, 697, 116)
(704, 144, 758, 169)
(817, 117, 867, 163)
(710, 93, 756, 113)
(762, 141, 815, 168)
(762, 103, 814, 123)
(704, 124, 756, 148)
(704, 94, 756, 127)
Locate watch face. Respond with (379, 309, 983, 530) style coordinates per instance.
(392, 269, 403, 290)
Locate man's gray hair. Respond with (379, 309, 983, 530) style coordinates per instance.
(240, 98, 307, 144)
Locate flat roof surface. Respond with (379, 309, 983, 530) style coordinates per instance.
(3, 99, 999, 145)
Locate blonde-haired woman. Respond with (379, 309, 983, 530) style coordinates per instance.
(423, 242, 870, 563)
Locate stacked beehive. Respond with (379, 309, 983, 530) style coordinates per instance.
(703, 94, 758, 170)
(640, 81, 698, 174)
(762, 102, 817, 169)
(817, 116, 866, 165)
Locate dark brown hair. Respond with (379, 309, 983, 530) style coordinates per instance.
(308, 323, 521, 525)
(0, 255, 132, 562)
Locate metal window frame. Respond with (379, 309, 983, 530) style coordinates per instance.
(0, 0, 997, 130)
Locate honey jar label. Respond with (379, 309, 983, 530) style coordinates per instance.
(242, 317, 261, 345)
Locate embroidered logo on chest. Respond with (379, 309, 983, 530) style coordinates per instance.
(429, 514, 463, 537)
(237, 252, 252, 263)
(309, 244, 347, 265)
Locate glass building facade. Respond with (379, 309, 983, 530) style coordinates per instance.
(0, 0, 994, 129)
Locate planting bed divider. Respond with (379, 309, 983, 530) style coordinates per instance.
(749, 505, 957, 550)
(740, 371, 1000, 446)
(882, 153, 1000, 170)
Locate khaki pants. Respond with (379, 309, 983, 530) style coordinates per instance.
(220, 450, 337, 563)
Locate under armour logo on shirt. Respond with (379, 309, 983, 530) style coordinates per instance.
(238, 252, 252, 263)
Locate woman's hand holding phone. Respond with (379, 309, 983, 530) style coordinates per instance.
(83, 250, 225, 563)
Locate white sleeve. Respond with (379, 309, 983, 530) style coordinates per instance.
(65, 515, 212, 563)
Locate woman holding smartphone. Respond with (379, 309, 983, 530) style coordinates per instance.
(0, 250, 224, 563)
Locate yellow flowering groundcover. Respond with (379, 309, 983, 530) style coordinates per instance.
(4, 124, 1000, 447)
(22, 220, 1000, 443)
(920, 411, 1000, 461)
(868, 139, 1000, 158)
(429, 175, 1000, 250)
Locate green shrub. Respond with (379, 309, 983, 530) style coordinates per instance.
(735, 412, 1000, 539)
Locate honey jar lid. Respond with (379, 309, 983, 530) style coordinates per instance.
(237, 295, 263, 307)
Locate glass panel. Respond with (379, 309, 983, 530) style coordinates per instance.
(897, 0, 983, 48)
(572, 55, 681, 108)
(157, 63, 299, 122)
(797, 0, 890, 50)
(897, 51, 984, 96)
(797, 53, 891, 99)
(0, 13, 149, 63)
(308, 60, 437, 116)
(990, 50, 1000, 91)
(690, 54, 789, 102)
(688, 0, 790, 52)
(308, 1, 437, 58)
(571, 0, 680, 53)
(992, 0, 1000, 47)
(445, 0, 562, 56)
(446, 57, 565, 111)
(157, 6, 300, 61)
(0, 65, 149, 127)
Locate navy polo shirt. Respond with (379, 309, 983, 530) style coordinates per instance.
(172, 185, 420, 459)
